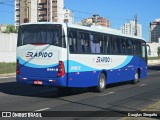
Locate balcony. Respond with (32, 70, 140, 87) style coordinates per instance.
(15, 0, 19, 4)
(16, 6, 20, 9)
(39, 11, 47, 15)
(16, 11, 20, 15)
(16, 17, 20, 21)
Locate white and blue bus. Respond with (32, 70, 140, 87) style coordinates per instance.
(16, 22, 148, 92)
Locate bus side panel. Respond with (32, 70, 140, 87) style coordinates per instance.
(67, 55, 147, 87)
(105, 56, 147, 84)
(67, 58, 99, 87)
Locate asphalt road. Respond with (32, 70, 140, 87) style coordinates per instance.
(0, 65, 160, 120)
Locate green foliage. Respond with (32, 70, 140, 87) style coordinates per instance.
(148, 56, 160, 60)
(0, 62, 16, 74)
(157, 46, 160, 57)
(5, 25, 17, 33)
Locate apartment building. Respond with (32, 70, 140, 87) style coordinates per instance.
(64, 9, 74, 23)
(81, 15, 110, 27)
(15, 0, 37, 27)
(121, 20, 142, 37)
(150, 19, 160, 43)
(38, 0, 64, 22)
(15, 0, 74, 27)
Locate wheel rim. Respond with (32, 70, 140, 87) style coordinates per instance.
(135, 72, 138, 80)
(100, 77, 105, 89)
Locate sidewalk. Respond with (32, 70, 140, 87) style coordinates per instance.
(0, 73, 16, 77)
(120, 101, 160, 120)
(148, 59, 160, 66)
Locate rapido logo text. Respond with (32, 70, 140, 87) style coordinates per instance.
(26, 52, 53, 58)
(96, 56, 111, 63)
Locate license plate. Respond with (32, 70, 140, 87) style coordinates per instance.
(34, 81, 43, 85)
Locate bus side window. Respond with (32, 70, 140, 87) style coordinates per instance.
(121, 38, 126, 54)
(113, 37, 118, 54)
(137, 41, 142, 56)
(77, 32, 83, 53)
(126, 39, 133, 55)
(83, 33, 90, 53)
(116, 38, 123, 54)
(132, 40, 136, 55)
(90, 34, 101, 54)
(69, 31, 77, 53)
(108, 36, 117, 54)
(104, 36, 108, 54)
(134, 40, 142, 56)
(107, 36, 112, 54)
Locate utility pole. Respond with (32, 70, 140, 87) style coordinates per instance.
(135, 15, 138, 36)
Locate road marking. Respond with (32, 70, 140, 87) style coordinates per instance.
(99, 92, 115, 96)
(139, 84, 147, 86)
(35, 108, 51, 112)
(141, 101, 160, 111)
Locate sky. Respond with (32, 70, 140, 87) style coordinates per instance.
(0, 0, 160, 42)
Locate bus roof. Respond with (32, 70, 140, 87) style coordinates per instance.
(20, 22, 145, 41)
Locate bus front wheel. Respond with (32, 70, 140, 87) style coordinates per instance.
(96, 73, 106, 92)
(132, 71, 139, 84)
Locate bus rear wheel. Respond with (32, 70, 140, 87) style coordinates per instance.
(96, 73, 106, 92)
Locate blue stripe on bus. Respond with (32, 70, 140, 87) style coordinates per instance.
(17, 56, 133, 71)
(68, 56, 133, 72)
(17, 57, 58, 68)
(68, 60, 97, 72)
(113, 56, 133, 69)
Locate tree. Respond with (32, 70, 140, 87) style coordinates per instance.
(157, 46, 160, 57)
(5, 25, 17, 33)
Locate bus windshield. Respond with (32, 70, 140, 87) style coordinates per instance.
(17, 24, 64, 47)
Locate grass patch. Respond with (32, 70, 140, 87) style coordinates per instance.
(148, 57, 160, 60)
(0, 62, 16, 74)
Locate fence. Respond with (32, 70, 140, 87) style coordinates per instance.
(0, 33, 17, 63)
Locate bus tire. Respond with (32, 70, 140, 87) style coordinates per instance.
(96, 73, 106, 92)
(132, 71, 139, 84)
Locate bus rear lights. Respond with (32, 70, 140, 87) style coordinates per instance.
(16, 59, 20, 75)
(16, 69, 20, 74)
(57, 61, 65, 77)
(76, 72, 79, 74)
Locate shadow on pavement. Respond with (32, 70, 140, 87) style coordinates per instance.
(0, 82, 92, 98)
(0, 80, 136, 99)
(148, 64, 160, 71)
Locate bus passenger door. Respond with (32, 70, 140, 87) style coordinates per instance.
(142, 43, 147, 64)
